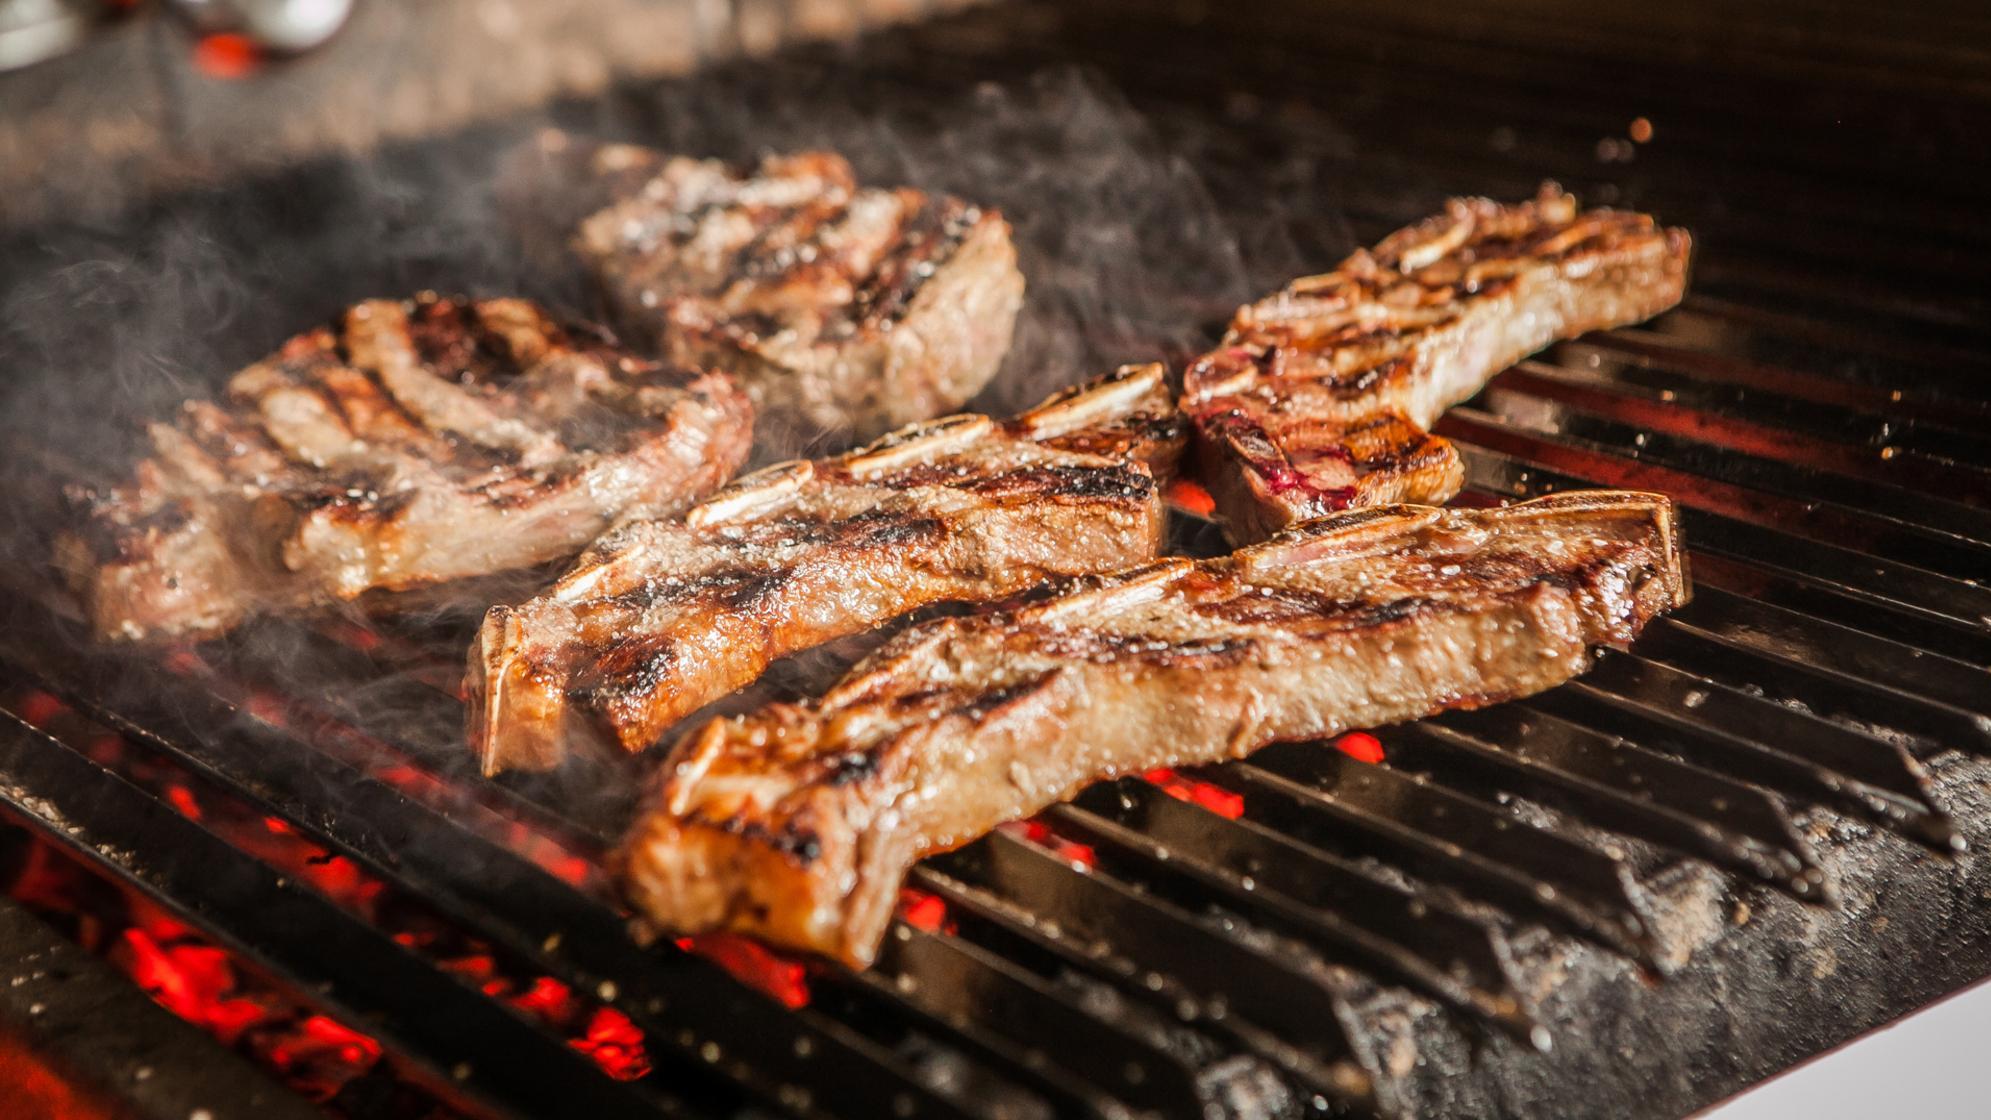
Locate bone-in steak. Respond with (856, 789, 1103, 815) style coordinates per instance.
(1184, 187, 1690, 542)
(617, 490, 1689, 965)
(573, 145, 1025, 442)
(469, 363, 1185, 775)
(57, 294, 753, 642)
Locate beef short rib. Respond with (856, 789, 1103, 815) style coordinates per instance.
(572, 145, 1025, 443)
(1184, 186, 1690, 542)
(470, 363, 1185, 775)
(618, 490, 1689, 964)
(58, 294, 752, 642)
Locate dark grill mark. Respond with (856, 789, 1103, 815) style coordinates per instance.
(822, 750, 879, 787)
(1196, 589, 1431, 629)
(851, 514, 947, 550)
(961, 465, 1154, 503)
(405, 297, 486, 382)
(573, 636, 677, 709)
(840, 199, 976, 335)
(722, 569, 793, 611)
(954, 673, 1056, 722)
(1030, 628, 1257, 666)
(730, 197, 848, 282)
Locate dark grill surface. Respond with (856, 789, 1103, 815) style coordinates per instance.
(1, 2, 1989, 1118)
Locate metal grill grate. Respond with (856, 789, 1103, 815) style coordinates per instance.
(1, 2, 1988, 1118)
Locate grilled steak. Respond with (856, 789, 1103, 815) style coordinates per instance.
(571, 144, 1025, 442)
(1184, 186, 1691, 542)
(469, 363, 1185, 776)
(57, 294, 753, 642)
(618, 490, 1689, 965)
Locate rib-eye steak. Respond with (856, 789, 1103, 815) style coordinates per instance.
(572, 145, 1025, 442)
(617, 490, 1689, 965)
(1184, 186, 1691, 542)
(56, 294, 753, 642)
(469, 363, 1185, 776)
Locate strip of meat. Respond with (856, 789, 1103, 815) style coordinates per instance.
(468, 363, 1186, 776)
(570, 144, 1025, 442)
(1184, 186, 1690, 542)
(617, 491, 1688, 965)
(56, 295, 753, 642)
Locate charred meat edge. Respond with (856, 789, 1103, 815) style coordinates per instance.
(1183, 185, 1691, 543)
(617, 490, 1689, 965)
(469, 363, 1187, 776)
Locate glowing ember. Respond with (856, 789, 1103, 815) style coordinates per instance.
(1005, 818, 1098, 867)
(1335, 732, 1386, 764)
(571, 1007, 652, 1081)
(512, 976, 574, 1019)
(1166, 478, 1217, 517)
(193, 33, 263, 80)
(17, 690, 65, 728)
(1145, 769, 1245, 819)
(0, 686, 660, 1102)
(0, 1031, 121, 1120)
(163, 785, 203, 821)
(898, 889, 950, 933)
(113, 924, 354, 1072)
(273, 1014, 384, 1073)
(543, 854, 596, 888)
(685, 933, 811, 1009)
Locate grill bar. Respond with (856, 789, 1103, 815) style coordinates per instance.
(1412, 708, 1826, 899)
(1480, 372, 1991, 531)
(868, 925, 1223, 1116)
(0, 599, 991, 1120)
(928, 831, 1383, 1110)
(1557, 657, 1949, 838)
(1635, 624, 1991, 761)
(1208, 757, 1659, 963)
(1684, 551, 1991, 667)
(1046, 796, 1544, 1045)
(1500, 357, 1991, 497)
(1458, 447, 1991, 648)
(806, 963, 1125, 1120)
(0, 712, 675, 1120)
(903, 862, 1369, 1111)
(1681, 589, 1991, 718)
(1559, 335, 1991, 437)
(1439, 411, 1991, 584)
(1070, 781, 1526, 1023)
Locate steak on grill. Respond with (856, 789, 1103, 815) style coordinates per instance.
(469, 363, 1184, 776)
(56, 294, 754, 642)
(617, 490, 1689, 965)
(1184, 186, 1691, 542)
(571, 144, 1025, 443)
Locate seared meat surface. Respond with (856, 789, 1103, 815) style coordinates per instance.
(1185, 186, 1690, 542)
(469, 364, 1184, 775)
(572, 144, 1025, 442)
(618, 490, 1689, 964)
(58, 294, 753, 642)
